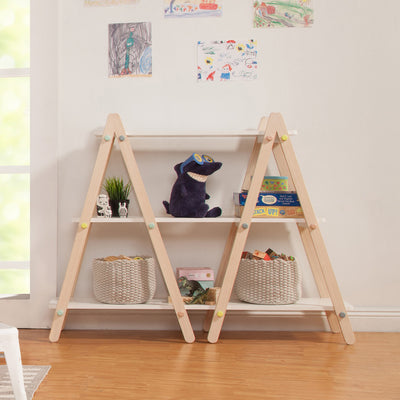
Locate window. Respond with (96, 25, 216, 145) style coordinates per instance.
(0, 0, 30, 295)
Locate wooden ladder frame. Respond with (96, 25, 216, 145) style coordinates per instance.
(49, 113, 355, 345)
(49, 114, 195, 343)
(204, 113, 355, 344)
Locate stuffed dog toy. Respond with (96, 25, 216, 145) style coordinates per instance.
(163, 153, 222, 218)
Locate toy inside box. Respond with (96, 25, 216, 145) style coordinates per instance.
(168, 287, 220, 305)
(233, 191, 303, 218)
(171, 267, 219, 304)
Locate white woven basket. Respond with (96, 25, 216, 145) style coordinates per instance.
(92, 256, 156, 304)
(234, 258, 301, 305)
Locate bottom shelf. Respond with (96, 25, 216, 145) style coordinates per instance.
(49, 297, 353, 314)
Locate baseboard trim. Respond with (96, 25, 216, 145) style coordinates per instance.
(347, 307, 400, 332)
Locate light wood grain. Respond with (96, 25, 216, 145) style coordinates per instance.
(116, 114, 195, 343)
(49, 114, 195, 344)
(207, 114, 279, 343)
(49, 115, 116, 343)
(273, 114, 355, 344)
(11, 330, 400, 400)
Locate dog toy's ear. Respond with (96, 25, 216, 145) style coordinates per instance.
(174, 163, 182, 176)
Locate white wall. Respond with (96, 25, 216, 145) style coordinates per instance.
(55, 0, 400, 332)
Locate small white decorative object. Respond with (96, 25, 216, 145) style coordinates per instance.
(97, 194, 109, 217)
(105, 205, 112, 218)
(118, 202, 128, 217)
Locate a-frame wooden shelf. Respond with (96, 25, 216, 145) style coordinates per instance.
(49, 113, 355, 345)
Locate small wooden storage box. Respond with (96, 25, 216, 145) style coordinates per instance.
(234, 258, 301, 305)
(92, 256, 156, 304)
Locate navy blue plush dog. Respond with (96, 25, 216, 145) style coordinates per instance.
(163, 153, 222, 218)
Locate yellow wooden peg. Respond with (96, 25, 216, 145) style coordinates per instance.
(217, 311, 224, 318)
(81, 223, 88, 229)
(281, 135, 288, 141)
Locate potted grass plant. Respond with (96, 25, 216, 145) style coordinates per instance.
(103, 176, 132, 217)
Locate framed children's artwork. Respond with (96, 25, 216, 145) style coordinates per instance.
(253, 0, 313, 28)
(108, 22, 152, 78)
(197, 40, 257, 82)
(164, 0, 222, 18)
(85, 0, 139, 6)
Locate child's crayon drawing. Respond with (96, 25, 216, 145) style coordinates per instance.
(164, 0, 222, 18)
(197, 40, 257, 82)
(253, 0, 313, 28)
(108, 22, 152, 78)
(85, 0, 139, 6)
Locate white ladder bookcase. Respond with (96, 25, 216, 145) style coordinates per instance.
(49, 113, 355, 345)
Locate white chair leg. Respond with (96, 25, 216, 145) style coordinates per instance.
(3, 327, 27, 400)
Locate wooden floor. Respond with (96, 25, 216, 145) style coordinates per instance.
(4, 330, 399, 399)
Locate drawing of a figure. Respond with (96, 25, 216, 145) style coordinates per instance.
(220, 64, 232, 81)
(109, 22, 152, 77)
(120, 27, 135, 75)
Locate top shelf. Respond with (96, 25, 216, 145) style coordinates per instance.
(80, 216, 306, 224)
(94, 129, 298, 138)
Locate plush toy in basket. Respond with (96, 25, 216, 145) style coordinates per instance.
(163, 153, 222, 218)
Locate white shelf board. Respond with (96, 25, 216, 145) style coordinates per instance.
(74, 216, 306, 224)
(49, 297, 353, 313)
(95, 129, 298, 138)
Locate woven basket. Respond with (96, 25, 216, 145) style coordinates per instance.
(92, 256, 156, 304)
(234, 258, 301, 305)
